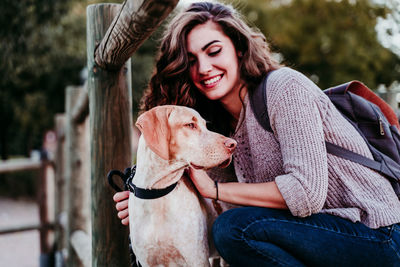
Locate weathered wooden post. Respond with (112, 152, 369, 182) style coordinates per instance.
(38, 148, 55, 267)
(54, 114, 67, 266)
(87, 4, 132, 266)
(65, 86, 91, 267)
(86, 0, 179, 265)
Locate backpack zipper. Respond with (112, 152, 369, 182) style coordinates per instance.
(370, 103, 385, 136)
(379, 117, 385, 136)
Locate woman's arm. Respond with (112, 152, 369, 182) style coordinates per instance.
(113, 191, 130, 225)
(187, 167, 288, 209)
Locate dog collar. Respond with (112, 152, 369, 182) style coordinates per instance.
(126, 166, 178, 200)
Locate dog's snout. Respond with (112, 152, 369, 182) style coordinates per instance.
(224, 138, 237, 152)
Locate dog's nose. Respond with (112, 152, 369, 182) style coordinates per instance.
(224, 138, 237, 152)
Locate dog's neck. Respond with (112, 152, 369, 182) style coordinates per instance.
(134, 136, 188, 189)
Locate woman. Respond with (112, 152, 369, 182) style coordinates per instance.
(114, 2, 400, 266)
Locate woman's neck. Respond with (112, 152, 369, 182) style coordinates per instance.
(220, 83, 247, 121)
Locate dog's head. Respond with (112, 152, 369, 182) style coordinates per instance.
(135, 105, 236, 169)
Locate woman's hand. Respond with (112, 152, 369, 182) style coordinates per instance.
(113, 191, 130, 225)
(187, 167, 288, 209)
(186, 167, 217, 199)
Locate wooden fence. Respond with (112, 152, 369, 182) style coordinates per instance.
(0, 1, 179, 266)
(0, 153, 55, 266)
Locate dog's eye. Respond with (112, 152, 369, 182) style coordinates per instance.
(185, 123, 196, 129)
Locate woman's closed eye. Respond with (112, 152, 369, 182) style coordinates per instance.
(208, 48, 221, 56)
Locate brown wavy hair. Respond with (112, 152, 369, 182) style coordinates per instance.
(141, 1, 281, 135)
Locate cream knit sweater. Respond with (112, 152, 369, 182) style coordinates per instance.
(226, 67, 400, 229)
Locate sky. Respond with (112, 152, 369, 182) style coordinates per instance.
(374, 0, 400, 57)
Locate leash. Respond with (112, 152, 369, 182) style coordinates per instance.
(107, 166, 141, 267)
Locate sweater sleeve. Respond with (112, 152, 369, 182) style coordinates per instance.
(268, 69, 328, 217)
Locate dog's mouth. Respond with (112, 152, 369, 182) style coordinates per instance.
(218, 157, 232, 168)
(190, 156, 232, 170)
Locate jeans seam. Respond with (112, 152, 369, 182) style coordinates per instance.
(242, 217, 388, 243)
(389, 242, 400, 262)
(389, 226, 400, 261)
(240, 229, 292, 267)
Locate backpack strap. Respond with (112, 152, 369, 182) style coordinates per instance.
(249, 72, 273, 133)
(325, 141, 399, 182)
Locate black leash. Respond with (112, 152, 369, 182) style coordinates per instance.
(107, 166, 141, 267)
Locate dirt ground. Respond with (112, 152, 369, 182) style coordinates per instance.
(0, 197, 40, 267)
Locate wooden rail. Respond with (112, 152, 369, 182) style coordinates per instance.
(0, 158, 41, 174)
(0, 222, 54, 235)
(0, 156, 54, 267)
(94, 0, 179, 70)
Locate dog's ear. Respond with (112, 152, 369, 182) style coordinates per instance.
(135, 106, 174, 160)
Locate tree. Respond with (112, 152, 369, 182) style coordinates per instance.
(243, 0, 400, 89)
(0, 0, 160, 158)
(0, 0, 86, 158)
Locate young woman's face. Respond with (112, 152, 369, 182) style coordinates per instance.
(186, 21, 241, 102)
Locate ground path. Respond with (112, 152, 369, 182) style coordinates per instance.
(0, 197, 40, 267)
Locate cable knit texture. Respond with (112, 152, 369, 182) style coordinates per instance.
(229, 67, 400, 229)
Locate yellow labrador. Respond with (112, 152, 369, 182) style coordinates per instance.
(129, 105, 236, 267)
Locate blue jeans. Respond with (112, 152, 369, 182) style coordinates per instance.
(212, 207, 400, 267)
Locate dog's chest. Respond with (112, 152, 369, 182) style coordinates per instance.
(128, 182, 210, 266)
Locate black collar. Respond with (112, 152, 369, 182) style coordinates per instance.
(126, 165, 178, 200)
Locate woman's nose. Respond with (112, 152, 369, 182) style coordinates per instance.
(198, 58, 212, 74)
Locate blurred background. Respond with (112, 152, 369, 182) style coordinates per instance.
(0, 0, 399, 266)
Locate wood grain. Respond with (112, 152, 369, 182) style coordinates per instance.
(94, 0, 179, 70)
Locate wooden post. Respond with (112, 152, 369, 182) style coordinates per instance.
(38, 152, 54, 267)
(87, 4, 132, 266)
(54, 114, 67, 266)
(65, 86, 92, 267)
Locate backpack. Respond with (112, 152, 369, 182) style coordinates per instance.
(249, 72, 400, 199)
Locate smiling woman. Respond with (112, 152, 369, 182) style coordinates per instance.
(114, 1, 400, 266)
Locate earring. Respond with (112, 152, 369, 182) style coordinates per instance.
(238, 51, 243, 58)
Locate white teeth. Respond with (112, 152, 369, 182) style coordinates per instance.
(203, 75, 221, 85)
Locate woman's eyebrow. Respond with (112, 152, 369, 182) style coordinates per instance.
(202, 40, 221, 51)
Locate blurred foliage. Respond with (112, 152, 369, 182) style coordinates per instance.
(242, 0, 400, 89)
(0, 0, 399, 162)
(0, 0, 86, 158)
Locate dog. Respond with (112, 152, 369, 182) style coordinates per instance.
(128, 105, 237, 267)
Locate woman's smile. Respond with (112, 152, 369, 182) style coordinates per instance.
(202, 74, 224, 87)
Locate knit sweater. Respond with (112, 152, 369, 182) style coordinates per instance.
(227, 67, 400, 229)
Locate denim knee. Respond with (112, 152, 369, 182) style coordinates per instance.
(212, 209, 243, 257)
